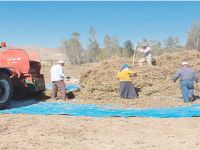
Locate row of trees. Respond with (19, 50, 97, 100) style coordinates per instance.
(63, 22, 200, 64)
(186, 21, 200, 50)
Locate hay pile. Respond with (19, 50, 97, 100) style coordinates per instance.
(77, 50, 200, 101)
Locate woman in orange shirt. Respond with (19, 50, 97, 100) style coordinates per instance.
(116, 64, 138, 99)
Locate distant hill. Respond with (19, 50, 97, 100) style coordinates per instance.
(8, 45, 69, 64)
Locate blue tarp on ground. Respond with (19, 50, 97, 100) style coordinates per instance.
(45, 83, 80, 92)
(1, 100, 200, 118)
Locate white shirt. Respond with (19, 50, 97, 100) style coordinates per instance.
(138, 46, 152, 58)
(138, 46, 151, 53)
(50, 64, 65, 81)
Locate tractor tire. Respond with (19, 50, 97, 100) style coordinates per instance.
(0, 73, 12, 109)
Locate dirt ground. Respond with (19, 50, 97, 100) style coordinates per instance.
(1, 114, 200, 150)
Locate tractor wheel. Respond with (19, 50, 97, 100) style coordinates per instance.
(0, 73, 12, 109)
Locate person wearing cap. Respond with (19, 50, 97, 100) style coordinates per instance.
(50, 60, 67, 100)
(173, 62, 200, 102)
(137, 45, 152, 66)
(116, 64, 138, 99)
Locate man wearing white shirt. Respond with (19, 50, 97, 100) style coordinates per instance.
(50, 60, 66, 100)
(138, 45, 152, 66)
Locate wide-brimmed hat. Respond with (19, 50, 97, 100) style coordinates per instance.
(57, 60, 65, 64)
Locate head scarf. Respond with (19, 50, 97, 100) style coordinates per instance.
(120, 64, 130, 70)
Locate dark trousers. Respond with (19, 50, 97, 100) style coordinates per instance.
(52, 80, 66, 100)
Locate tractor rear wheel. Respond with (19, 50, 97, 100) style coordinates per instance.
(0, 73, 12, 109)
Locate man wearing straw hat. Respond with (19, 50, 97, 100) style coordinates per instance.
(50, 60, 67, 100)
(173, 61, 200, 102)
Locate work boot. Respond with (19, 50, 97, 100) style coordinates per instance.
(189, 96, 194, 102)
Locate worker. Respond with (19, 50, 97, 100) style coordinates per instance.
(173, 62, 200, 103)
(50, 60, 67, 101)
(137, 45, 152, 66)
(116, 64, 138, 99)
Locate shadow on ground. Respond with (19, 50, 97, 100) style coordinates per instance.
(7, 99, 40, 109)
(7, 91, 76, 109)
(7, 92, 51, 109)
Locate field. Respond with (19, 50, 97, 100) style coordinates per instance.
(1, 115, 200, 150)
(1, 50, 200, 150)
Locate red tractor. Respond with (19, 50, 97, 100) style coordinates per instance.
(0, 42, 45, 109)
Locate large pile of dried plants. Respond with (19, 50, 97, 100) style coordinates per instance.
(77, 50, 200, 102)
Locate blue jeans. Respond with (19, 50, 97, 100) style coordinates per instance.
(180, 80, 194, 102)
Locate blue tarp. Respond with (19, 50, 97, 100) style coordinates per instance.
(45, 83, 80, 92)
(1, 99, 200, 118)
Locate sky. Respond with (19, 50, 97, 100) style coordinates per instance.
(1, 1, 200, 48)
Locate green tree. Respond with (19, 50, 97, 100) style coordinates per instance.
(122, 40, 133, 57)
(103, 35, 121, 59)
(63, 32, 83, 64)
(164, 36, 179, 50)
(87, 27, 100, 62)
